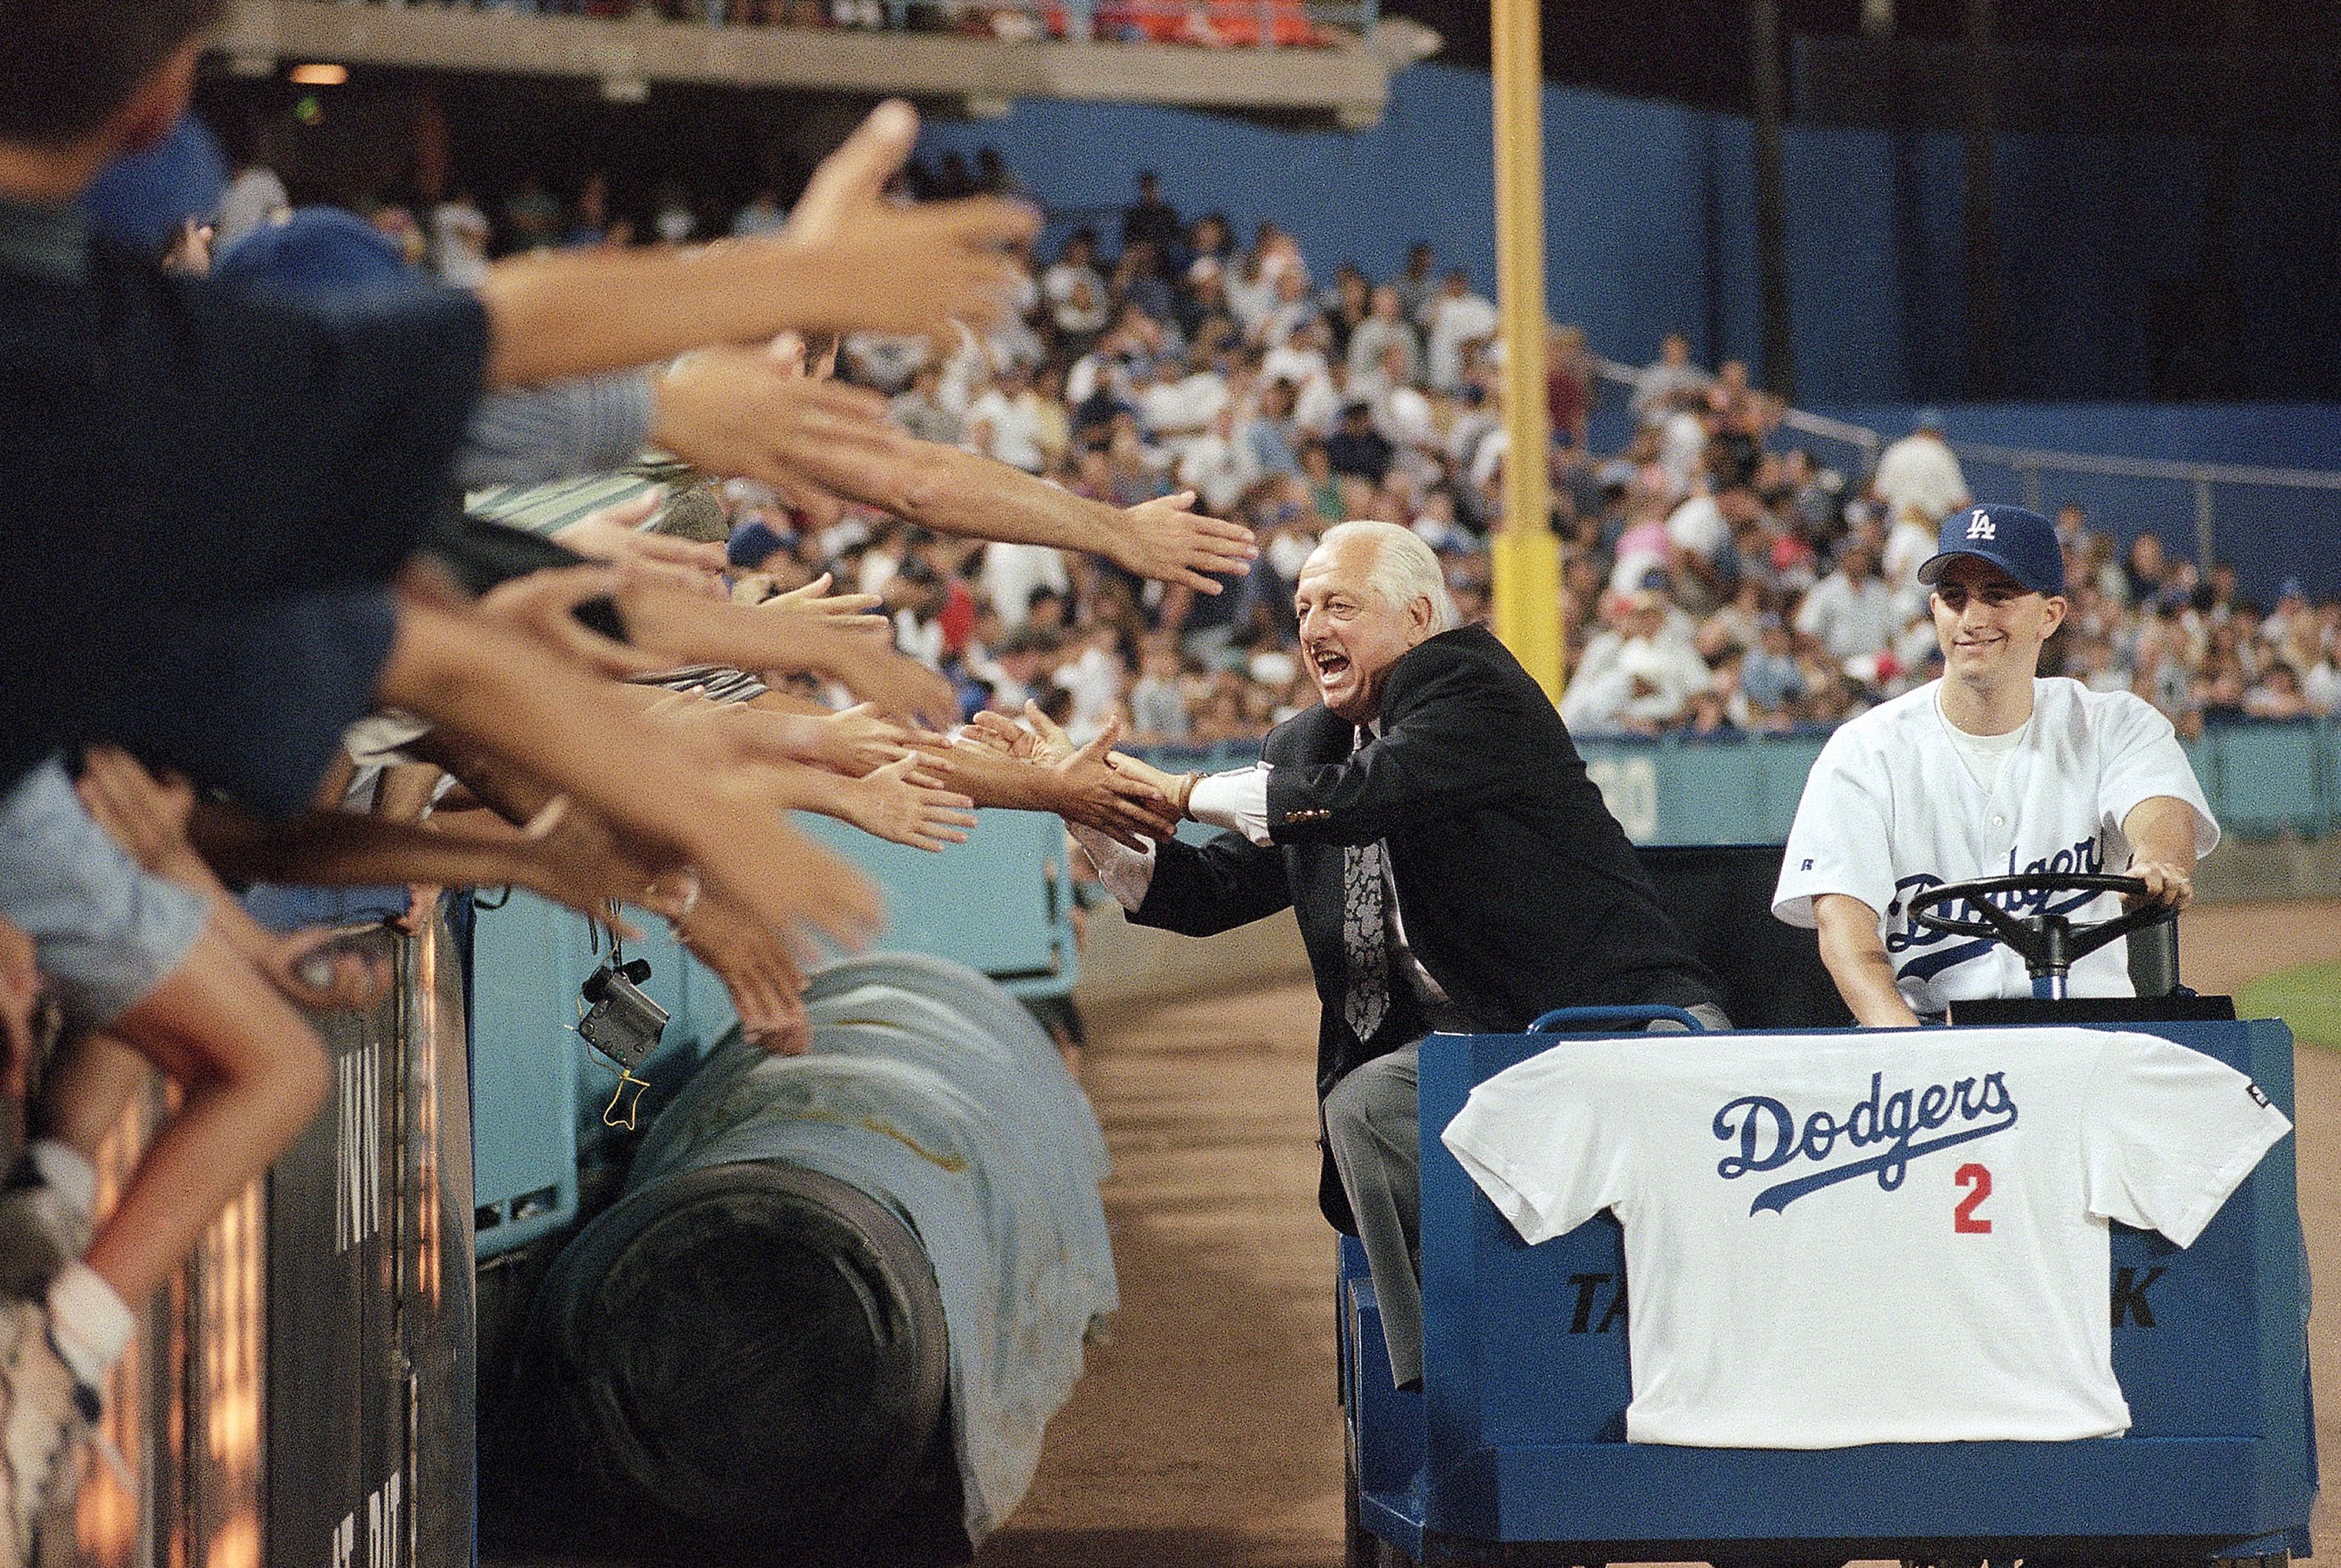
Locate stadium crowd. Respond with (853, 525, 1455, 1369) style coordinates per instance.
(290, 143, 2341, 754)
(6, 3, 2339, 1552)
(316, 0, 1330, 49)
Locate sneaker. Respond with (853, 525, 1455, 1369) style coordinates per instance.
(0, 1166, 89, 1303)
(0, 1300, 98, 1568)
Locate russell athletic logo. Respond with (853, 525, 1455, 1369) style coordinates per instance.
(1713, 1070, 2018, 1215)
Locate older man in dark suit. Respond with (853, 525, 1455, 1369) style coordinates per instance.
(1031, 521, 1725, 1390)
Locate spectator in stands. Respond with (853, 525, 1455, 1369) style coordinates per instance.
(1796, 542, 1899, 664)
(1547, 325, 1595, 450)
(1869, 406, 1969, 530)
(1705, 375, 1764, 490)
(965, 359, 1049, 473)
(1322, 264, 1370, 361)
(889, 364, 962, 446)
(1127, 634, 1193, 742)
(500, 175, 562, 253)
(1389, 240, 1437, 320)
(1122, 171, 1182, 263)
(1880, 501, 1940, 615)
(563, 172, 610, 247)
(2123, 531, 2184, 612)
(1177, 403, 1262, 517)
(1655, 386, 1712, 498)
(1326, 400, 1393, 484)
(1420, 268, 1496, 392)
(2243, 660, 2311, 720)
(2305, 637, 2341, 717)
(1344, 284, 1420, 387)
(1042, 228, 1105, 313)
(431, 187, 492, 287)
(1631, 331, 1704, 427)
(215, 139, 287, 248)
(1115, 239, 1175, 327)
(1739, 613, 1810, 720)
(1665, 481, 1753, 574)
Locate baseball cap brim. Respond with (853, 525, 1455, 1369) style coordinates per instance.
(1916, 546, 2059, 595)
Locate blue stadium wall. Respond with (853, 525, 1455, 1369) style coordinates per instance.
(920, 61, 2341, 408)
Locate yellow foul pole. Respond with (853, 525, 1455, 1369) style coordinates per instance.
(1488, 0, 1564, 702)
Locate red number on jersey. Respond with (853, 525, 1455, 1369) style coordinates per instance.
(1953, 1163, 1993, 1233)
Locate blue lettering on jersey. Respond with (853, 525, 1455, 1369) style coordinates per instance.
(1883, 836, 2107, 982)
(1713, 1070, 2018, 1215)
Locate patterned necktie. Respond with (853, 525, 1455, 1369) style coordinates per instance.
(1341, 726, 1390, 1043)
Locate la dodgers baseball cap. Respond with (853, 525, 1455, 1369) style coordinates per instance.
(1918, 504, 2065, 597)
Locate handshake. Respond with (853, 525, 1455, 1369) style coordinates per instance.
(947, 704, 1198, 850)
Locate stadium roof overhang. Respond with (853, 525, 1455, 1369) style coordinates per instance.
(213, 0, 1397, 129)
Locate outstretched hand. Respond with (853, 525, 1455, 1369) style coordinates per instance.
(479, 565, 670, 678)
(1110, 490, 1258, 594)
(552, 492, 729, 593)
(783, 99, 1037, 336)
(671, 887, 812, 1055)
(814, 631, 961, 732)
(653, 348, 906, 499)
(837, 754, 979, 852)
(960, 708, 1038, 760)
(763, 572, 889, 638)
(1045, 717, 1180, 849)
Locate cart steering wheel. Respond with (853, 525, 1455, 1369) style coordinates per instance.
(1904, 872, 2177, 1000)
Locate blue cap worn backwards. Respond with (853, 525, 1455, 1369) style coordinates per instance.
(1918, 504, 2065, 597)
(212, 206, 411, 296)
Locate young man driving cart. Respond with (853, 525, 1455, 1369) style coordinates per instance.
(1772, 503, 2217, 1025)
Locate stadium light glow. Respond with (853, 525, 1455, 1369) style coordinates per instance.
(288, 63, 349, 87)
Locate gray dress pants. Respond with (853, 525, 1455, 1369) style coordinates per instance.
(1323, 1003, 1732, 1392)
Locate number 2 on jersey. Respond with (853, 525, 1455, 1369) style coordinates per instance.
(1953, 1163, 1993, 1233)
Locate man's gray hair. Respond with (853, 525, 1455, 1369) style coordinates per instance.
(1320, 520, 1462, 632)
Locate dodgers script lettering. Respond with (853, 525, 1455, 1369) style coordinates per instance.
(1713, 1070, 2018, 1215)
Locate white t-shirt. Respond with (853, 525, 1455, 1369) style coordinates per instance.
(1665, 494, 1732, 560)
(1773, 679, 2217, 1016)
(1440, 1026, 2291, 1448)
(1795, 570, 1901, 660)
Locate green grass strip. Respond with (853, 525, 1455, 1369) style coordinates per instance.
(2239, 961, 2341, 1051)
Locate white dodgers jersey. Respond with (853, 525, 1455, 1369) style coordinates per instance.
(1773, 679, 2217, 1016)
(1440, 1027, 2290, 1448)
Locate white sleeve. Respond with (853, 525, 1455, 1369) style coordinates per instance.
(1793, 578, 1832, 638)
(1438, 1048, 1629, 1244)
(1068, 824, 1157, 912)
(1773, 731, 1899, 929)
(2095, 692, 2220, 859)
(2081, 1032, 2291, 1248)
(1185, 764, 1273, 847)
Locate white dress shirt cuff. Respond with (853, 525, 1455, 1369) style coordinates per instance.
(1070, 824, 1157, 910)
(1187, 764, 1274, 847)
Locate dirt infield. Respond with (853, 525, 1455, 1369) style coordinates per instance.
(978, 899, 2341, 1568)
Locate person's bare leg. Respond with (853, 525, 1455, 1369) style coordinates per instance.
(28, 1035, 146, 1169)
(79, 929, 327, 1307)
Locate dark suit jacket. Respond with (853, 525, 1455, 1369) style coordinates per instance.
(1131, 623, 1721, 1230)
